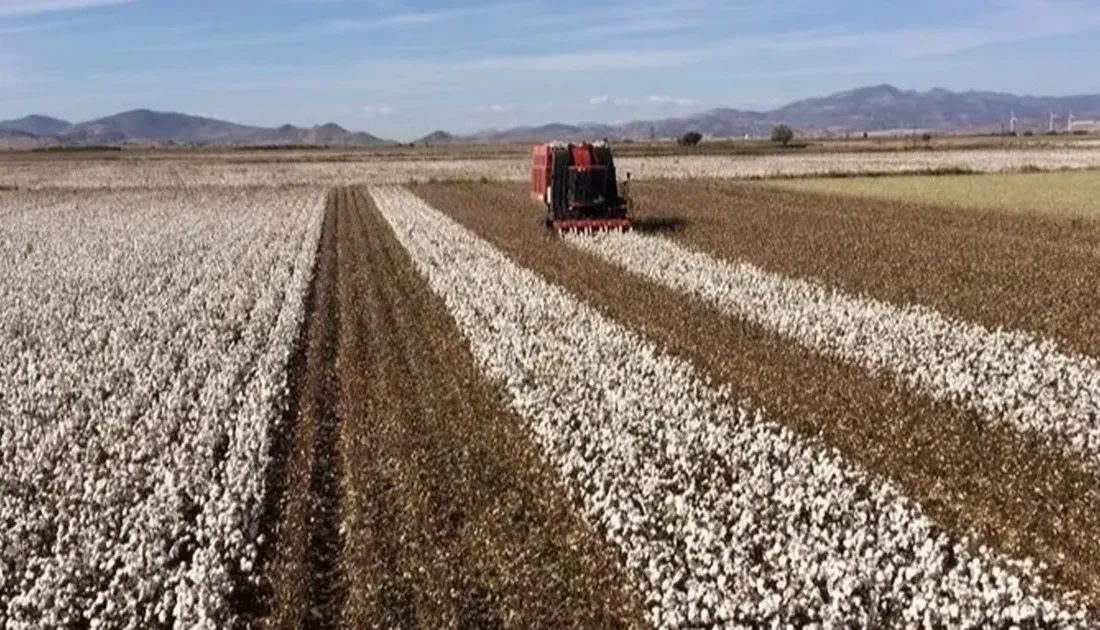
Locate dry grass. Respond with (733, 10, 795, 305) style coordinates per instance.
(768, 170, 1100, 218)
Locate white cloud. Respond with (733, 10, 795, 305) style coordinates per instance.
(466, 103, 521, 130)
(135, 2, 526, 52)
(0, 0, 134, 17)
(362, 104, 393, 118)
(475, 104, 516, 114)
(308, 3, 528, 34)
(517, 0, 814, 41)
(195, 113, 237, 123)
(466, 49, 704, 72)
(0, 20, 75, 35)
(588, 95, 634, 107)
(569, 16, 698, 38)
(648, 94, 696, 107)
(295, 0, 399, 7)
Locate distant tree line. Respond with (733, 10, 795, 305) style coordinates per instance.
(770, 124, 794, 146)
(32, 145, 123, 152)
(677, 131, 703, 146)
(674, 125, 799, 147)
(232, 144, 335, 151)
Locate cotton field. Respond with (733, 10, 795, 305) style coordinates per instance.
(2, 155, 1100, 629)
(369, 186, 1088, 628)
(567, 230, 1100, 468)
(0, 186, 324, 628)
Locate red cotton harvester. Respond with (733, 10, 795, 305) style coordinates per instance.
(531, 139, 633, 234)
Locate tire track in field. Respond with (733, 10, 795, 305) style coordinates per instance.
(412, 181, 1100, 609)
(305, 189, 346, 629)
(255, 189, 344, 630)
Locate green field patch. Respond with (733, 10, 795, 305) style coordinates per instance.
(765, 170, 1100, 218)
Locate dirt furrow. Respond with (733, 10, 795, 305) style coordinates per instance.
(413, 181, 1100, 608)
(255, 189, 341, 629)
(331, 186, 647, 629)
(630, 180, 1100, 360)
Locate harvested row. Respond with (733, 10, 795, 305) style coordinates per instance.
(630, 180, 1100, 361)
(414, 181, 1100, 609)
(0, 186, 325, 628)
(374, 185, 1089, 628)
(262, 187, 647, 629)
(567, 229, 1100, 470)
(255, 190, 341, 629)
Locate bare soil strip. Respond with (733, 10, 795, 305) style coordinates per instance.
(412, 181, 1100, 608)
(255, 190, 341, 629)
(291, 186, 644, 629)
(630, 180, 1100, 360)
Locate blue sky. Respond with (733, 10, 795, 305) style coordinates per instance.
(1, 0, 1099, 140)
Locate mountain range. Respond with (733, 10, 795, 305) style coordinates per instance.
(0, 110, 386, 149)
(2, 85, 1099, 149)
(426, 85, 1100, 144)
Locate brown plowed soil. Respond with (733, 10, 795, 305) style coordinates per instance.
(413, 181, 1100, 609)
(255, 186, 647, 629)
(254, 190, 341, 630)
(634, 180, 1100, 359)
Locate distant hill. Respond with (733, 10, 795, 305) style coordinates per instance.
(4, 85, 1100, 149)
(0, 109, 390, 147)
(457, 85, 1100, 143)
(769, 84, 1100, 133)
(415, 130, 460, 145)
(0, 115, 73, 136)
(0, 128, 60, 150)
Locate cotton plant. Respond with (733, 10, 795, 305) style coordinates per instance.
(0, 187, 325, 628)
